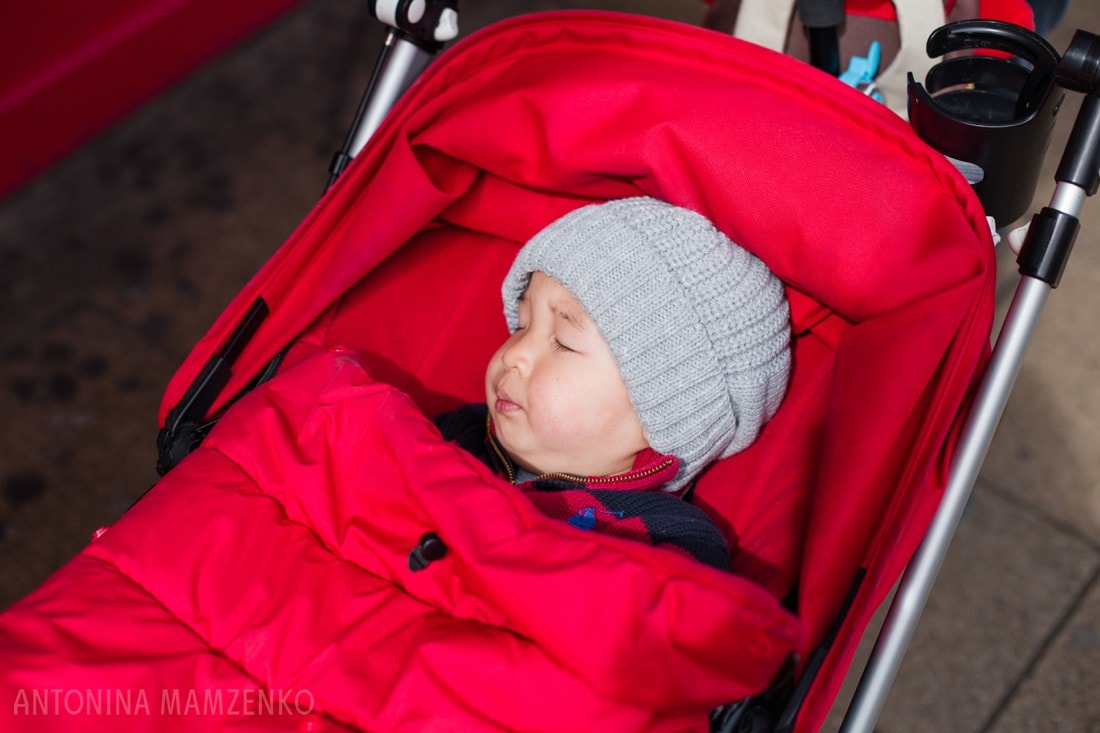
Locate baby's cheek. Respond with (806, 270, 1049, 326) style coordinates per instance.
(526, 381, 577, 446)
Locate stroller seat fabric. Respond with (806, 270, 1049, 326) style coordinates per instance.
(0, 10, 996, 732)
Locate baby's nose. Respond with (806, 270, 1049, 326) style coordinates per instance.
(501, 332, 531, 371)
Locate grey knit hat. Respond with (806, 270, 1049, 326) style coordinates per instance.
(502, 197, 792, 493)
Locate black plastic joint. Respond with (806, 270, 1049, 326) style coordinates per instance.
(1054, 93, 1100, 195)
(156, 421, 201, 475)
(329, 151, 352, 180)
(367, 0, 456, 52)
(1055, 30, 1100, 94)
(156, 297, 269, 475)
(1018, 207, 1080, 287)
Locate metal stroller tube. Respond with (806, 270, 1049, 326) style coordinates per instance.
(839, 281, 1053, 733)
(346, 33, 435, 159)
(842, 28, 1100, 733)
(326, 0, 459, 190)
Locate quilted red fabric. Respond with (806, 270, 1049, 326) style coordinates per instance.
(0, 347, 800, 730)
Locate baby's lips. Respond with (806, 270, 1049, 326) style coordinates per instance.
(494, 386, 522, 413)
(495, 397, 522, 414)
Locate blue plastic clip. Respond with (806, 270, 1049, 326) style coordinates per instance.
(839, 41, 885, 104)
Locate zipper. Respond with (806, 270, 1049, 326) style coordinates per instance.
(486, 414, 516, 484)
(561, 457, 677, 485)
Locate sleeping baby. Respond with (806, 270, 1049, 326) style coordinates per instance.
(435, 197, 792, 571)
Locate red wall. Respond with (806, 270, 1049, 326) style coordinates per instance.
(0, 0, 303, 198)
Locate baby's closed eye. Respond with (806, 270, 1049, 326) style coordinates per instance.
(552, 338, 576, 353)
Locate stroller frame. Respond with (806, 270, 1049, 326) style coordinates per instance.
(844, 35, 1100, 731)
(153, 4, 1100, 731)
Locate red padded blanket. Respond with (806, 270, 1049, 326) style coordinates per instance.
(0, 347, 800, 731)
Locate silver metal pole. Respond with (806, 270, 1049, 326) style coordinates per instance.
(348, 32, 434, 158)
(840, 177, 1089, 733)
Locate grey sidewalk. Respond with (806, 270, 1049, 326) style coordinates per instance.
(1, 1, 1098, 730)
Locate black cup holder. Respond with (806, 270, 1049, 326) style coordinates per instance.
(908, 21, 1064, 224)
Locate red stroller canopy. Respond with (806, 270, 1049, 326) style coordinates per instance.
(160, 11, 996, 729)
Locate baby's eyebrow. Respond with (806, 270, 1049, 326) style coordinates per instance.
(551, 304, 587, 331)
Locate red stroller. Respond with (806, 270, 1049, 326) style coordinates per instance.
(1, 4, 1096, 732)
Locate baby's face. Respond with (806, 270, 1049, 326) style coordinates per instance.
(485, 272, 648, 478)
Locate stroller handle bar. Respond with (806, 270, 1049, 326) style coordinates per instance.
(327, 0, 458, 189)
(842, 28, 1100, 733)
(344, 35, 433, 161)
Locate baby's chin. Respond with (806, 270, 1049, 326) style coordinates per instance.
(497, 439, 569, 479)
(495, 436, 541, 474)
(507, 445, 637, 479)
